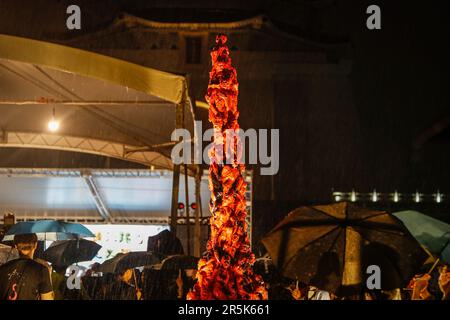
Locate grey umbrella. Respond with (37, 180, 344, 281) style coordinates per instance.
(0, 243, 19, 265)
(393, 210, 450, 264)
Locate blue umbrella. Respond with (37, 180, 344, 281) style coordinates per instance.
(2, 220, 95, 242)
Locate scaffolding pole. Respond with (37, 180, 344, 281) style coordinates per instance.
(194, 165, 202, 257)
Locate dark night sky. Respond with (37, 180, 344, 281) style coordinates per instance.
(277, 0, 450, 192)
(266, 0, 450, 232)
(116, 0, 450, 193)
(83, 0, 450, 194)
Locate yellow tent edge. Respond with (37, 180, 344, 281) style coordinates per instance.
(0, 34, 187, 104)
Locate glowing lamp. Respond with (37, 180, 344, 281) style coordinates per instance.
(48, 108, 60, 132)
(48, 120, 60, 132)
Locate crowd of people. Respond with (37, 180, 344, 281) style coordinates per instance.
(0, 233, 199, 300)
(255, 252, 450, 300)
(261, 266, 450, 300)
(0, 233, 449, 300)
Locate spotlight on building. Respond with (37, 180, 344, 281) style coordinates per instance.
(333, 192, 343, 202)
(392, 190, 400, 203)
(435, 190, 442, 203)
(371, 189, 378, 202)
(350, 189, 357, 202)
(414, 191, 421, 203)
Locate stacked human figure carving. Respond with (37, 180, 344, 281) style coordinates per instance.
(187, 34, 267, 300)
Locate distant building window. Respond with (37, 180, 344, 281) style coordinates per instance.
(185, 36, 202, 64)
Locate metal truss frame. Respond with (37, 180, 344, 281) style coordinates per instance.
(0, 131, 173, 170)
(0, 168, 253, 231)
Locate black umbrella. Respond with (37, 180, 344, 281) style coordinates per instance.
(43, 239, 101, 267)
(261, 202, 428, 295)
(147, 230, 184, 255)
(99, 251, 165, 274)
(160, 255, 199, 270)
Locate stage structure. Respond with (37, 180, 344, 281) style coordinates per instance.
(0, 34, 200, 252)
(188, 35, 267, 300)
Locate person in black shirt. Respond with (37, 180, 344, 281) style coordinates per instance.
(0, 233, 54, 300)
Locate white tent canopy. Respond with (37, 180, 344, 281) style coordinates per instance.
(0, 168, 211, 223)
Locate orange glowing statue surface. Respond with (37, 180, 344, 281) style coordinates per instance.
(187, 35, 267, 300)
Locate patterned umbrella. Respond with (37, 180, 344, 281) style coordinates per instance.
(262, 202, 428, 294)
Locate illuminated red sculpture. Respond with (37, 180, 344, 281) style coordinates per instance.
(187, 35, 267, 300)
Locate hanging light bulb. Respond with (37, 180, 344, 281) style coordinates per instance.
(393, 190, 400, 203)
(414, 191, 421, 203)
(350, 189, 357, 202)
(48, 107, 60, 132)
(371, 189, 378, 202)
(435, 190, 442, 203)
